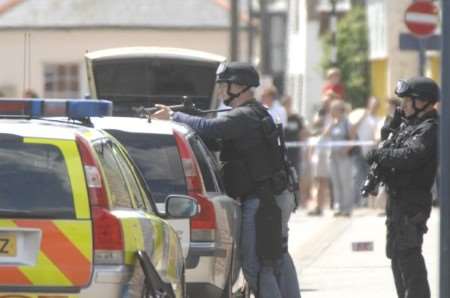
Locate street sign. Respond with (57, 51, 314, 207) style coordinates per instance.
(404, 1, 439, 38)
(399, 33, 441, 51)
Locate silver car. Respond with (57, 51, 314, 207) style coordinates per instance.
(92, 117, 245, 297)
(86, 47, 250, 297)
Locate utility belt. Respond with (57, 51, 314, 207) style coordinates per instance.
(222, 159, 288, 199)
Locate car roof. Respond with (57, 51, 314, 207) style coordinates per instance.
(86, 46, 225, 63)
(91, 117, 191, 135)
(0, 118, 106, 141)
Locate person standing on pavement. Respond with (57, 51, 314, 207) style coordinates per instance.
(324, 99, 354, 217)
(260, 85, 288, 128)
(152, 62, 301, 298)
(366, 77, 439, 298)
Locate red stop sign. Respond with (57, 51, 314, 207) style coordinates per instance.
(404, 1, 439, 38)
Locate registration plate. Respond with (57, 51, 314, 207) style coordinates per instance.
(0, 233, 16, 257)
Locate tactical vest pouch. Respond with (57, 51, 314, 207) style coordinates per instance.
(271, 169, 288, 195)
(255, 203, 283, 260)
(222, 160, 254, 198)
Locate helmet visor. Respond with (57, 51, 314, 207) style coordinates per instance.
(216, 62, 229, 82)
(216, 62, 227, 75)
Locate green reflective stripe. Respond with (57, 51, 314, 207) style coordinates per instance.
(23, 138, 90, 219)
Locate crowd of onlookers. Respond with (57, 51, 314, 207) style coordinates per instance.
(259, 67, 401, 217)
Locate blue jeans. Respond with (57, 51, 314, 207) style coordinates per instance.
(330, 156, 354, 213)
(240, 190, 301, 298)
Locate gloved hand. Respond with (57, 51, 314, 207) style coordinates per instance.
(365, 148, 379, 165)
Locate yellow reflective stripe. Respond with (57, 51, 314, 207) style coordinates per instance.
(21, 252, 72, 286)
(148, 215, 164, 270)
(134, 219, 145, 250)
(0, 219, 17, 228)
(23, 138, 90, 219)
(54, 220, 93, 262)
(119, 217, 141, 265)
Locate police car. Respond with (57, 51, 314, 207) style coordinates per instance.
(0, 99, 195, 297)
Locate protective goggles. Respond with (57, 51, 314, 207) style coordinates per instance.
(395, 80, 410, 97)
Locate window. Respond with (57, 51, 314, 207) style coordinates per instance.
(203, 145, 226, 194)
(105, 130, 187, 203)
(92, 58, 218, 115)
(94, 141, 133, 209)
(188, 135, 219, 193)
(44, 63, 80, 98)
(0, 140, 74, 219)
(111, 142, 149, 211)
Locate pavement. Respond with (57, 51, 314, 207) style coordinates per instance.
(288, 207, 439, 298)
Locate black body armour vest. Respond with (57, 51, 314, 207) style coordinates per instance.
(220, 101, 287, 199)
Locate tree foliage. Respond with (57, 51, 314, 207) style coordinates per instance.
(321, 5, 370, 108)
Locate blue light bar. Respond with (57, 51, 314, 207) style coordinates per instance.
(0, 99, 113, 118)
(67, 100, 113, 118)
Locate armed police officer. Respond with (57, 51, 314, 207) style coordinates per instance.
(152, 62, 300, 298)
(366, 77, 439, 298)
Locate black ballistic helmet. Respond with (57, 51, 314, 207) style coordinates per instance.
(395, 76, 440, 103)
(216, 62, 260, 87)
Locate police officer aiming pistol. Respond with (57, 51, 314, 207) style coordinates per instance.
(365, 76, 439, 298)
(152, 62, 300, 298)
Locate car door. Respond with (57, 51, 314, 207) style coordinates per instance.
(103, 138, 184, 296)
(187, 134, 241, 286)
(85, 47, 224, 116)
(103, 128, 192, 260)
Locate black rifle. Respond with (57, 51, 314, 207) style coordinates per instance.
(133, 96, 231, 117)
(360, 108, 403, 198)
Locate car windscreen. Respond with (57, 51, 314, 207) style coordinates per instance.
(106, 130, 187, 203)
(0, 137, 74, 219)
(92, 58, 218, 116)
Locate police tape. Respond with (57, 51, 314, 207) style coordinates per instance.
(285, 140, 376, 148)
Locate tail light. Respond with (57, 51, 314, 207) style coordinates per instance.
(174, 130, 216, 242)
(76, 135, 124, 264)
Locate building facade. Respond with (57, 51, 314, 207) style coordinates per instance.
(0, 0, 252, 98)
(285, 0, 324, 118)
(367, 0, 441, 114)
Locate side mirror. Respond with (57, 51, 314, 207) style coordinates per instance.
(165, 195, 199, 219)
